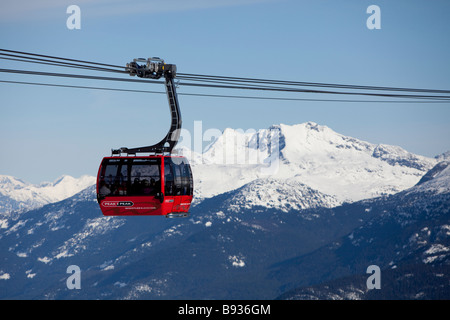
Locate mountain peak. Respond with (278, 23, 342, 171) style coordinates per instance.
(304, 121, 324, 131)
(188, 121, 437, 203)
(0, 174, 96, 215)
(435, 151, 450, 162)
(49, 175, 72, 187)
(412, 161, 450, 194)
(223, 177, 340, 213)
(0, 175, 28, 190)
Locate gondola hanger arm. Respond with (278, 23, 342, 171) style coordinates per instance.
(111, 57, 181, 155)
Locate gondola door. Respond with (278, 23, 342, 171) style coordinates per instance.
(163, 156, 194, 216)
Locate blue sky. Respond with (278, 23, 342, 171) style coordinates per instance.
(0, 0, 449, 184)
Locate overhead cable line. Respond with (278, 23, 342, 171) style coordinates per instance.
(2, 79, 450, 104)
(0, 48, 126, 71)
(0, 54, 127, 74)
(177, 73, 450, 95)
(0, 80, 165, 95)
(2, 48, 450, 95)
(1, 48, 450, 102)
(0, 68, 163, 85)
(1, 68, 450, 101)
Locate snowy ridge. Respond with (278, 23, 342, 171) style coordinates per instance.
(435, 151, 450, 162)
(179, 122, 438, 204)
(0, 174, 96, 215)
(223, 178, 340, 213)
(408, 161, 450, 195)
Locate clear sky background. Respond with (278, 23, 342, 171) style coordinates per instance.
(0, 0, 449, 184)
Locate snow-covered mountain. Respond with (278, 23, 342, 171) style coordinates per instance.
(180, 122, 437, 205)
(1, 156, 448, 300)
(0, 122, 441, 216)
(275, 161, 450, 300)
(412, 160, 450, 194)
(1, 121, 449, 300)
(220, 178, 341, 213)
(0, 175, 96, 216)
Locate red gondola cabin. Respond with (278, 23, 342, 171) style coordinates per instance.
(97, 155, 193, 217)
